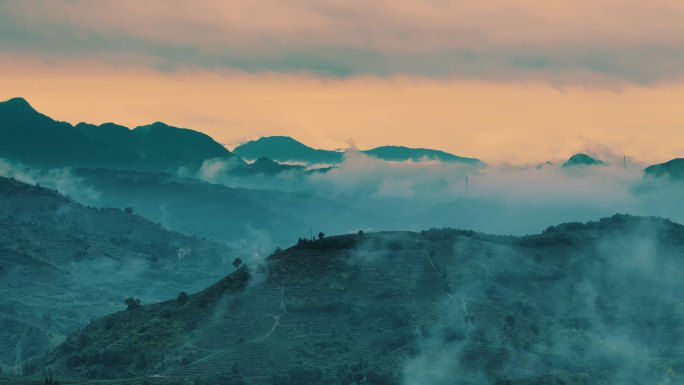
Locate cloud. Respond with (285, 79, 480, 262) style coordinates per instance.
(3, 0, 684, 84)
(0, 159, 100, 203)
(399, 220, 684, 384)
(189, 151, 684, 236)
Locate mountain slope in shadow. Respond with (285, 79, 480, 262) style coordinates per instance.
(34, 215, 684, 385)
(0, 97, 239, 173)
(0, 176, 238, 367)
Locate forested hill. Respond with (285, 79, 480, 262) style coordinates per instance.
(0, 176, 238, 368)
(34, 214, 684, 385)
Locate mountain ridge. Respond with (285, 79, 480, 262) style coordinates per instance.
(0, 97, 240, 173)
(233, 136, 483, 165)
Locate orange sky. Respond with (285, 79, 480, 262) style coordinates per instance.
(2, 61, 684, 165)
(2, 1, 684, 165)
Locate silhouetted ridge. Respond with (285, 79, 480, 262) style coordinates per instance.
(0, 97, 240, 172)
(234, 136, 482, 165)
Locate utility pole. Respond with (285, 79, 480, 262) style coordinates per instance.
(465, 175, 470, 195)
(623, 155, 627, 169)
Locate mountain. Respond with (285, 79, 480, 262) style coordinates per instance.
(363, 145, 481, 164)
(561, 153, 606, 168)
(68, 168, 368, 248)
(33, 214, 684, 384)
(0, 97, 117, 168)
(233, 136, 345, 165)
(233, 136, 482, 166)
(644, 158, 684, 180)
(0, 97, 240, 173)
(0, 176, 239, 368)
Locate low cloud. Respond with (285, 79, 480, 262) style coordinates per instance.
(200, 151, 683, 235)
(0, 159, 100, 203)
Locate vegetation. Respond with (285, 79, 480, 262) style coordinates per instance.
(125, 298, 141, 310)
(19, 216, 684, 384)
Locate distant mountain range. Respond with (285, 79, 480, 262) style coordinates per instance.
(31, 214, 684, 384)
(1, 97, 682, 180)
(233, 136, 482, 165)
(0, 97, 238, 173)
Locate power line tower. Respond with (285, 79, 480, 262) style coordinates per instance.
(15, 342, 22, 376)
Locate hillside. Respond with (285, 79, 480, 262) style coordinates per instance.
(0, 97, 240, 173)
(0, 176, 239, 368)
(69, 168, 367, 248)
(33, 214, 684, 384)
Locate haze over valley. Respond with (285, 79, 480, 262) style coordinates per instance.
(2, 1, 684, 383)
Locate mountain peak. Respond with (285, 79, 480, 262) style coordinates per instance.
(233, 136, 344, 164)
(0, 97, 38, 113)
(562, 153, 605, 168)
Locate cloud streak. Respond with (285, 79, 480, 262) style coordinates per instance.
(3, 0, 684, 83)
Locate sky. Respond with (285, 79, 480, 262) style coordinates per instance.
(2, 0, 684, 164)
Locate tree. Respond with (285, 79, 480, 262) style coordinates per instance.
(318, 232, 325, 240)
(358, 230, 364, 237)
(176, 291, 189, 306)
(232, 258, 243, 269)
(125, 297, 141, 310)
(124, 207, 133, 215)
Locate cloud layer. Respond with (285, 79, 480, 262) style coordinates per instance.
(3, 0, 684, 83)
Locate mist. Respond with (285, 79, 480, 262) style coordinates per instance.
(195, 151, 684, 237)
(398, 218, 684, 384)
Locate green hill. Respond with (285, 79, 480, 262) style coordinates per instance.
(0, 176, 238, 368)
(32, 214, 684, 384)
